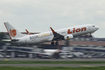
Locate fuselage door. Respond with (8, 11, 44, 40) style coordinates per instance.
(88, 26, 91, 32)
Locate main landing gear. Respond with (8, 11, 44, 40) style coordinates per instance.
(51, 41, 54, 45)
(51, 41, 59, 45)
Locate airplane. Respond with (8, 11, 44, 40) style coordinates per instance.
(38, 45, 62, 58)
(39, 46, 84, 59)
(25, 29, 32, 35)
(4, 22, 99, 45)
(39, 49, 61, 58)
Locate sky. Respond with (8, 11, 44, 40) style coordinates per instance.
(0, 0, 105, 38)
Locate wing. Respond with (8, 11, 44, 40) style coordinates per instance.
(50, 27, 64, 41)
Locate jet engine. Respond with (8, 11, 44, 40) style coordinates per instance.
(64, 34, 73, 40)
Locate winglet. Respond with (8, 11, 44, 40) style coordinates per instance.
(50, 27, 64, 40)
(50, 27, 56, 33)
(25, 29, 31, 35)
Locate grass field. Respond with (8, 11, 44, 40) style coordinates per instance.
(0, 66, 105, 70)
(1, 61, 105, 64)
(0, 61, 105, 70)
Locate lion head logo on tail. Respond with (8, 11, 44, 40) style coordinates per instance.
(10, 29, 17, 37)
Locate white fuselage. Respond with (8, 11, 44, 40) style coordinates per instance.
(17, 24, 99, 44)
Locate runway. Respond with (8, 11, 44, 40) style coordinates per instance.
(0, 58, 105, 67)
(1, 58, 105, 61)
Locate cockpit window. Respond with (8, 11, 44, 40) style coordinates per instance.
(93, 26, 95, 27)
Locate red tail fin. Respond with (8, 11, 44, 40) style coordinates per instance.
(25, 29, 31, 35)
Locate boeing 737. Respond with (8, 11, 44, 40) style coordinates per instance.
(4, 22, 99, 45)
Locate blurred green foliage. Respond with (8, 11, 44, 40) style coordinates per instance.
(0, 66, 105, 70)
(0, 32, 6, 46)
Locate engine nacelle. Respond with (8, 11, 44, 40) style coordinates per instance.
(64, 34, 73, 40)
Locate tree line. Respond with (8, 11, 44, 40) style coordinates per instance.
(0, 32, 6, 46)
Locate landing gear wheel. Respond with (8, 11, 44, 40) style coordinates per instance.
(55, 41, 59, 45)
(51, 41, 54, 45)
(90, 33, 92, 37)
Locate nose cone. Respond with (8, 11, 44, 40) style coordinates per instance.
(95, 26, 99, 30)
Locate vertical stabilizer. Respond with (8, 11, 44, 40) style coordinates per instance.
(4, 22, 23, 39)
(25, 29, 32, 35)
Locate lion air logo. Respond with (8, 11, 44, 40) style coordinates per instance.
(10, 29, 17, 37)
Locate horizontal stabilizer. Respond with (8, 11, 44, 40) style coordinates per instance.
(2, 39, 11, 42)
